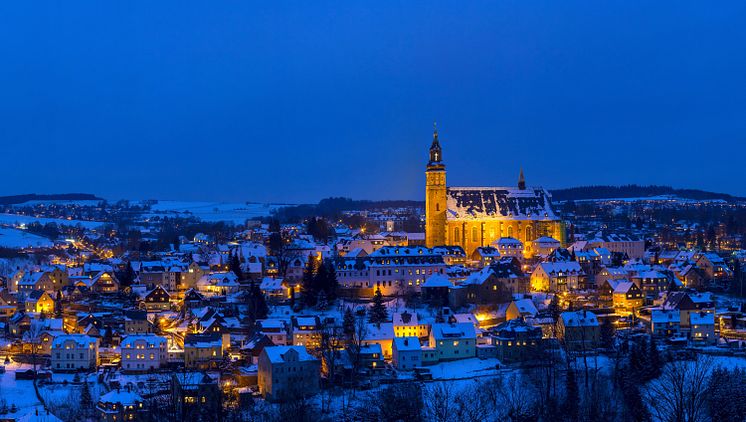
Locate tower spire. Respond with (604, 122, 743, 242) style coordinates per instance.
(429, 122, 442, 164)
(518, 167, 526, 190)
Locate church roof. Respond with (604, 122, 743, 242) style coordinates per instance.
(446, 187, 559, 221)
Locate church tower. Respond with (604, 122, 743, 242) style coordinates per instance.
(425, 124, 447, 248)
(518, 167, 526, 190)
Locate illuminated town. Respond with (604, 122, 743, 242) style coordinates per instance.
(3, 3, 746, 422)
(0, 134, 744, 421)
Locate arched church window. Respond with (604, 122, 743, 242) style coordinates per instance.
(472, 227, 478, 242)
(526, 226, 533, 241)
(436, 203, 440, 212)
(454, 228, 460, 242)
(507, 226, 513, 238)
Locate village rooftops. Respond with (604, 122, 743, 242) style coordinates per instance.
(393, 336, 421, 351)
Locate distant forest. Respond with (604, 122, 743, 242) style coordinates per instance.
(549, 185, 743, 202)
(272, 197, 423, 221)
(273, 185, 743, 222)
(0, 193, 101, 205)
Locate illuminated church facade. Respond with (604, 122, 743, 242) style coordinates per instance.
(425, 127, 566, 256)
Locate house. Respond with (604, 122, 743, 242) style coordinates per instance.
(142, 285, 171, 311)
(121, 334, 168, 373)
(470, 246, 501, 267)
(558, 311, 599, 352)
(428, 322, 477, 361)
(257, 346, 320, 402)
(256, 319, 290, 346)
(393, 311, 428, 338)
(531, 262, 585, 292)
(259, 277, 289, 302)
(612, 281, 643, 312)
(461, 259, 528, 304)
(650, 310, 681, 338)
(527, 236, 561, 258)
(196, 272, 240, 297)
(492, 318, 543, 363)
(358, 343, 385, 371)
(97, 389, 145, 422)
(632, 270, 669, 296)
(506, 299, 538, 321)
(24, 290, 55, 314)
(420, 274, 453, 306)
(184, 333, 227, 369)
(662, 291, 715, 331)
(493, 237, 524, 259)
(696, 253, 733, 283)
(51, 335, 99, 372)
(361, 323, 395, 357)
(392, 337, 422, 370)
(89, 271, 120, 294)
(171, 372, 221, 420)
(689, 312, 716, 344)
(124, 310, 151, 335)
(292, 316, 322, 349)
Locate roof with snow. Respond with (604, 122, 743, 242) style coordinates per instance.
(445, 187, 559, 221)
(560, 311, 598, 327)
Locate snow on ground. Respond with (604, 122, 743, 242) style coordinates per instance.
(146, 201, 287, 224)
(428, 358, 502, 380)
(0, 213, 105, 229)
(0, 363, 44, 412)
(0, 227, 53, 249)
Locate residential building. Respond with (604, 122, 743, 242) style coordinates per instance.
(257, 346, 320, 402)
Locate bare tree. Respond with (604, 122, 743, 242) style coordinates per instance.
(422, 382, 457, 422)
(645, 356, 713, 422)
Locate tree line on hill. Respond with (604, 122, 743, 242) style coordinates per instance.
(550, 184, 743, 202)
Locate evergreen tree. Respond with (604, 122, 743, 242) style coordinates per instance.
(562, 367, 579, 422)
(646, 335, 662, 379)
(620, 373, 650, 422)
(229, 252, 243, 280)
(80, 379, 93, 419)
(325, 262, 339, 302)
(120, 261, 136, 287)
(600, 317, 615, 349)
(368, 288, 388, 323)
(301, 258, 318, 308)
(248, 280, 269, 322)
(289, 285, 296, 310)
(316, 290, 328, 310)
(343, 307, 355, 341)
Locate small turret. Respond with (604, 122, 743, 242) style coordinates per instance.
(518, 167, 526, 190)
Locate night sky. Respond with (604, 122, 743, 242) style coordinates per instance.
(1, 1, 745, 203)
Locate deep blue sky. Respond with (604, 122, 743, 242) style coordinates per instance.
(1, 2, 745, 203)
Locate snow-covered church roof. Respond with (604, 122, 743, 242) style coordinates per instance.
(446, 186, 559, 221)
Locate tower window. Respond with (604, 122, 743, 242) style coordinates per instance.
(472, 227, 478, 242)
(436, 203, 439, 212)
(454, 228, 460, 242)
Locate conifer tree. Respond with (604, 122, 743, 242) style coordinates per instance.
(647, 335, 662, 379)
(301, 259, 318, 308)
(80, 379, 93, 419)
(343, 307, 355, 341)
(562, 367, 579, 422)
(600, 317, 615, 349)
(369, 288, 388, 323)
(229, 252, 243, 280)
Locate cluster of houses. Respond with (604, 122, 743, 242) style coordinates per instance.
(0, 220, 743, 417)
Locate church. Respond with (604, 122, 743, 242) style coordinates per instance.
(425, 127, 566, 256)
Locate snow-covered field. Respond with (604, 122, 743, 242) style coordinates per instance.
(146, 201, 287, 224)
(0, 213, 105, 229)
(0, 227, 53, 249)
(0, 363, 44, 412)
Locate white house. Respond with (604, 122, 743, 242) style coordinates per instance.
(121, 334, 168, 372)
(51, 335, 99, 371)
(428, 322, 477, 361)
(392, 336, 422, 370)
